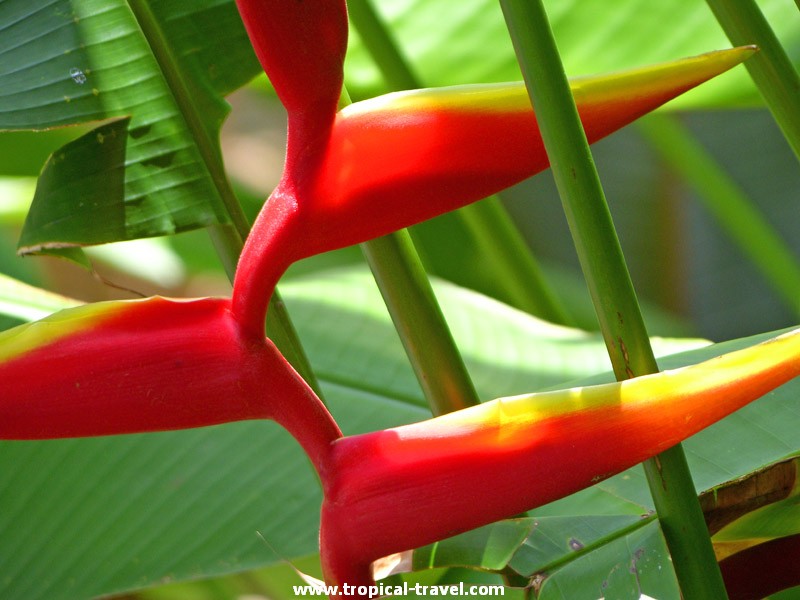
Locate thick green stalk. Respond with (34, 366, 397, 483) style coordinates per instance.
(346, 0, 418, 92)
(347, 0, 569, 325)
(361, 234, 479, 415)
(705, 0, 800, 162)
(639, 114, 800, 318)
(498, 0, 655, 378)
(497, 0, 728, 597)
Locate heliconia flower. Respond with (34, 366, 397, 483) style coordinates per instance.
(318, 328, 800, 591)
(230, 0, 755, 334)
(0, 296, 340, 470)
(0, 2, 782, 598)
(306, 48, 756, 258)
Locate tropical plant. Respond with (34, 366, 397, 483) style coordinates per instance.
(1, 1, 799, 599)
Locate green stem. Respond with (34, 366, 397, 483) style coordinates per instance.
(497, 0, 728, 598)
(498, 0, 655, 379)
(361, 234, 479, 416)
(639, 114, 800, 318)
(704, 0, 800, 162)
(346, 0, 418, 92)
(208, 224, 245, 282)
(347, 0, 569, 325)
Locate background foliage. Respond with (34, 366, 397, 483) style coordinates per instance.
(1, 0, 799, 598)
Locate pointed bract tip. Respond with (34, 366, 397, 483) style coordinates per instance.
(570, 46, 757, 107)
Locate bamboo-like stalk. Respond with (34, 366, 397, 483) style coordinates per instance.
(360, 233, 479, 415)
(705, 0, 800, 162)
(497, 0, 729, 597)
(348, 0, 569, 325)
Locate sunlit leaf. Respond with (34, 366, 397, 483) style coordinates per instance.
(0, 273, 80, 323)
(344, 0, 800, 108)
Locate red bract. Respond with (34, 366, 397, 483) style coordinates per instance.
(0, 297, 340, 470)
(233, 0, 347, 139)
(319, 329, 800, 590)
(230, 0, 755, 334)
(306, 49, 754, 257)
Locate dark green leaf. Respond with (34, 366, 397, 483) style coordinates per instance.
(0, 0, 260, 252)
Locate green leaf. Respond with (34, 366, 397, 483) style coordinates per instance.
(414, 519, 681, 599)
(412, 518, 535, 572)
(508, 516, 651, 577)
(535, 520, 680, 600)
(0, 425, 322, 600)
(0, 273, 80, 322)
(0, 130, 90, 178)
(344, 0, 800, 108)
(0, 266, 796, 598)
(411, 515, 648, 574)
(0, 0, 260, 253)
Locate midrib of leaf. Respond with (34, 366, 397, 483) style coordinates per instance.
(520, 514, 658, 577)
(124, 0, 249, 240)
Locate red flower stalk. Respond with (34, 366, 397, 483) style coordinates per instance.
(319, 329, 800, 590)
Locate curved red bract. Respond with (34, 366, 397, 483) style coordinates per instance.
(0, 296, 341, 472)
(317, 329, 800, 590)
(232, 41, 755, 332)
